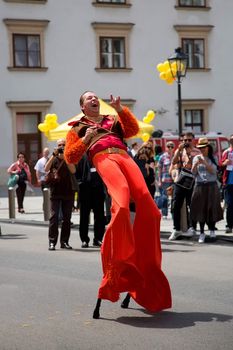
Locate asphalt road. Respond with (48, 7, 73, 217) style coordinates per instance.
(0, 223, 233, 350)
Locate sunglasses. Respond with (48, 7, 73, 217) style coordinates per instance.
(58, 144, 65, 147)
(167, 145, 174, 149)
(183, 139, 192, 142)
(144, 146, 152, 150)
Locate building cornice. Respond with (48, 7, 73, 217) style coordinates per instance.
(174, 24, 214, 32)
(6, 100, 53, 108)
(91, 22, 134, 29)
(3, 18, 50, 27)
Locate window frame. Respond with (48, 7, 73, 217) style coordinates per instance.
(182, 38, 205, 69)
(182, 99, 215, 133)
(4, 18, 49, 71)
(174, 25, 214, 71)
(175, 0, 211, 10)
(92, 0, 131, 7)
(92, 22, 134, 72)
(184, 109, 204, 132)
(99, 36, 126, 69)
(6, 100, 52, 160)
(13, 33, 41, 68)
(179, 0, 206, 7)
(4, 0, 47, 3)
(96, 0, 126, 3)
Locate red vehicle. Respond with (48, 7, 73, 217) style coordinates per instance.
(153, 132, 229, 161)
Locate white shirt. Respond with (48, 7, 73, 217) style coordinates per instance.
(131, 149, 138, 157)
(34, 156, 49, 181)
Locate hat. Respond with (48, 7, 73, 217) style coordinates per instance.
(196, 137, 209, 148)
(166, 141, 175, 147)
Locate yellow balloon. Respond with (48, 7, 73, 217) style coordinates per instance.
(46, 120, 57, 129)
(43, 124, 49, 132)
(146, 110, 155, 121)
(159, 72, 167, 80)
(171, 67, 177, 77)
(171, 62, 177, 70)
(44, 114, 54, 122)
(143, 116, 150, 123)
(141, 133, 150, 142)
(166, 77, 175, 85)
(38, 123, 47, 132)
(165, 69, 173, 79)
(163, 60, 170, 71)
(50, 114, 58, 121)
(156, 63, 164, 72)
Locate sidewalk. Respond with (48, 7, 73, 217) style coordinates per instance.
(0, 191, 80, 227)
(0, 188, 232, 243)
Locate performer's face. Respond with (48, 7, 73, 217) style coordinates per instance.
(81, 92, 100, 117)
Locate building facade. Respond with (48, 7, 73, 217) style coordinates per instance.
(0, 0, 232, 184)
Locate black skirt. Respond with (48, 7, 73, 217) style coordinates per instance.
(190, 182, 223, 223)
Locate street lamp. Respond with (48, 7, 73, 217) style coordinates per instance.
(168, 47, 188, 136)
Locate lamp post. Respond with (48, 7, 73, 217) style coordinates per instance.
(168, 47, 188, 136)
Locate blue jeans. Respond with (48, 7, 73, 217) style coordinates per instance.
(224, 184, 233, 228)
(159, 183, 172, 217)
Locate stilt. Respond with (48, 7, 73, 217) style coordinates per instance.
(93, 298, 101, 319)
(121, 293, 131, 308)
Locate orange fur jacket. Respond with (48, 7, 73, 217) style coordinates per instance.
(64, 106, 139, 164)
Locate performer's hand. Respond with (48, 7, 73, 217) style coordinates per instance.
(223, 159, 230, 166)
(178, 143, 185, 151)
(83, 127, 98, 144)
(110, 94, 123, 113)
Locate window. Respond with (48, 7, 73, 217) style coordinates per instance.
(183, 39, 204, 68)
(184, 109, 203, 132)
(174, 25, 213, 70)
(6, 100, 52, 183)
(97, 0, 126, 3)
(4, 19, 49, 71)
(100, 37, 125, 68)
(16, 112, 41, 184)
(182, 99, 215, 133)
(179, 0, 206, 7)
(92, 22, 134, 71)
(4, 0, 47, 3)
(16, 112, 39, 134)
(13, 34, 41, 68)
(93, 0, 131, 6)
(176, 0, 210, 9)
(221, 140, 229, 153)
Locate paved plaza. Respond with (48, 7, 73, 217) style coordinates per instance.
(0, 188, 233, 349)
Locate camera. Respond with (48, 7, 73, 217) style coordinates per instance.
(184, 143, 189, 148)
(58, 147, 64, 154)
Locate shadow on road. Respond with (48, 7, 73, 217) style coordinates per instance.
(109, 310, 232, 328)
(162, 234, 233, 247)
(0, 234, 27, 240)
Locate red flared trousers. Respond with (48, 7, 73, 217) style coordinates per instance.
(93, 152, 172, 312)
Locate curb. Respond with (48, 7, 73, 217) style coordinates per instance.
(0, 218, 89, 230)
(0, 219, 232, 243)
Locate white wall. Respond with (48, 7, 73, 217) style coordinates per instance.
(1, 0, 233, 184)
